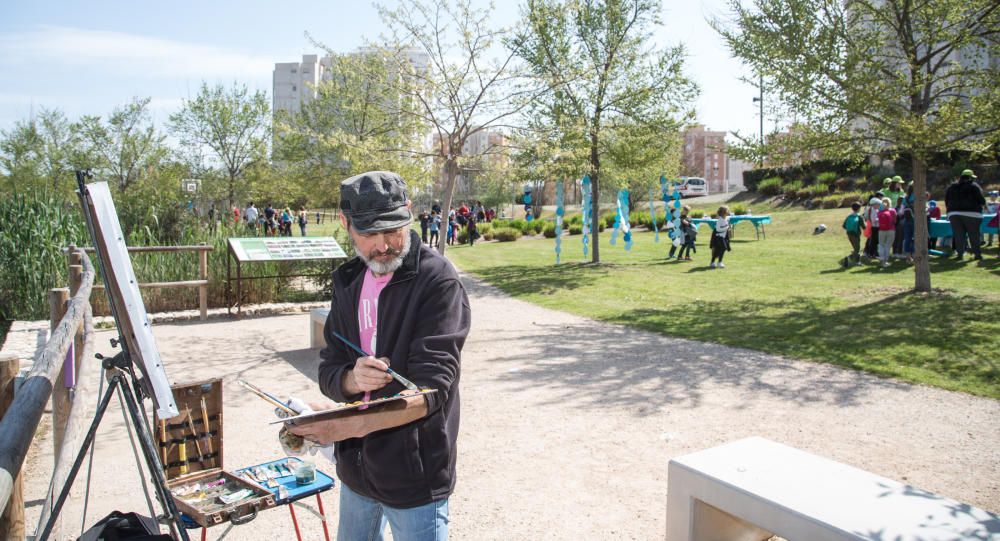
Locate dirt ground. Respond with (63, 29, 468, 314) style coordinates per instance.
(22, 275, 1000, 540)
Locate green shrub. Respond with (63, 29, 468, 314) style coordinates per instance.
(731, 204, 748, 215)
(568, 224, 583, 235)
(758, 177, 783, 196)
(567, 215, 583, 226)
(457, 229, 469, 243)
(839, 191, 864, 208)
(834, 177, 856, 192)
(492, 227, 521, 242)
(808, 184, 831, 197)
(542, 222, 558, 238)
(477, 222, 493, 236)
(816, 171, 838, 186)
(783, 180, 803, 196)
(533, 220, 545, 234)
(690, 210, 705, 219)
(821, 195, 840, 209)
(508, 218, 528, 232)
(795, 188, 813, 200)
(602, 213, 617, 228)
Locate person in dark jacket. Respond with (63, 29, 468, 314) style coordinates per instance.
(944, 169, 987, 261)
(290, 171, 471, 541)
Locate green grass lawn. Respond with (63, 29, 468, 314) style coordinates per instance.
(447, 198, 1000, 398)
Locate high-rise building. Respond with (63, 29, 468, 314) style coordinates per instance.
(272, 54, 331, 116)
(272, 49, 431, 118)
(682, 125, 728, 193)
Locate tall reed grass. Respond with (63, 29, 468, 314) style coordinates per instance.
(3, 191, 348, 320)
(0, 192, 88, 319)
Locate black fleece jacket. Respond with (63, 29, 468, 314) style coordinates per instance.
(318, 230, 471, 508)
(945, 179, 986, 213)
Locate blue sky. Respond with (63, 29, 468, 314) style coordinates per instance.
(0, 0, 761, 141)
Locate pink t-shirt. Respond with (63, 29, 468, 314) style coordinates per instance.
(877, 208, 897, 231)
(358, 269, 394, 356)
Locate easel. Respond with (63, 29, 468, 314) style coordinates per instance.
(38, 171, 191, 541)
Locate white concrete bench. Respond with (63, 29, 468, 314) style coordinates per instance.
(310, 308, 329, 348)
(666, 436, 999, 541)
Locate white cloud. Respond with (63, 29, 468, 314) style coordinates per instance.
(0, 25, 274, 80)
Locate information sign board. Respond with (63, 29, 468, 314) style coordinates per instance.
(228, 237, 347, 262)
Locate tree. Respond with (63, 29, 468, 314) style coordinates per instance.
(79, 97, 167, 192)
(511, 0, 697, 263)
(0, 118, 43, 195)
(713, 0, 1000, 291)
(1, 108, 93, 197)
(377, 0, 534, 255)
(169, 82, 271, 209)
(274, 50, 429, 207)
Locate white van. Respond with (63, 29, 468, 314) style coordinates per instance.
(677, 177, 709, 197)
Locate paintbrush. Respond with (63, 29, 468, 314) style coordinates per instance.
(329, 330, 420, 391)
(237, 379, 300, 415)
(199, 395, 216, 468)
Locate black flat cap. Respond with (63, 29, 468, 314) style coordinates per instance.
(340, 171, 412, 233)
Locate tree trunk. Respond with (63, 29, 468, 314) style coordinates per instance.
(437, 157, 459, 256)
(912, 155, 931, 292)
(228, 173, 236, 210)
(590, 132, 601, 264)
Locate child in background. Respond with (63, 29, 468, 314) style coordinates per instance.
(901, 206, 915, 263)
(928, 199, 942, 250)
(429, 210, 441, 246)
(863, 191, 884, 259)
(677, 206, 695, 261)
(447, 214, 457, 245)
(877, 197, 897, 268)
(986, 191, 999, 246)
(709, 206, 731, 268)
(842, 202, 865, 266)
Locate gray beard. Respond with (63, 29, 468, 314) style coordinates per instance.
(357, 232, 411, 275)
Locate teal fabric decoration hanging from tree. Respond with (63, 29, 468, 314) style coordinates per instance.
(582, 175, 592, 257)
(555, 180, 564, 264)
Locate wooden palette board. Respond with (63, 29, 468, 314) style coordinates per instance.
(273, 389, 437, 425)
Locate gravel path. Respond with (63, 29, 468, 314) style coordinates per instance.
(22, 274, 1000, 540)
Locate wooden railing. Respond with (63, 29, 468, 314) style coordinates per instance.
(0, 248, 96, 539)
(71, 244, 213, 320)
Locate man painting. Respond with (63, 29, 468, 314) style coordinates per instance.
(290, 171, 471, 541)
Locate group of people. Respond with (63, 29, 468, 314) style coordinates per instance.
(842, 170, 996, 267)
(418, 200, 496, 247)
(665, 205, 734, 268)
(240, 202, 310, 237)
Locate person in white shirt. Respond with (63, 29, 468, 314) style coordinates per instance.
(710, 205, 731, 268)
(244, 202, 259, 235)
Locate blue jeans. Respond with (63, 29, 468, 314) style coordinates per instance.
(337, 484, 449, 541)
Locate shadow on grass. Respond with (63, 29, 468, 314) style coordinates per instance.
(461, 275, 1000, 402)
(466, 262, 612, 296)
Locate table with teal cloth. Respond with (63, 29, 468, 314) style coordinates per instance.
(929, 214, 998, 238)
(690, 215, 773, 240)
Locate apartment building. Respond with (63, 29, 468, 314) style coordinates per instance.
(682, 125, 728, 193)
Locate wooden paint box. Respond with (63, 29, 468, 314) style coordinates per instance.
(154, 379, 275, 528)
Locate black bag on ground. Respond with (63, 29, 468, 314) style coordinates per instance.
(78, 511, 172, 541)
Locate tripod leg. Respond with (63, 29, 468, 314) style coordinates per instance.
(117, 375, 192, 541)
(115, 383, 158, 520)
(39, 373, 120, 540)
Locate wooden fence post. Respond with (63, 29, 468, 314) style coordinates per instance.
(49, 288, 70, 468)
(199, 245, 208, 321)
(0, 354, 24, 541)
(69, 259, 85, 380)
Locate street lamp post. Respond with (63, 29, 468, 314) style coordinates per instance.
(752, 74, 764, 167)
